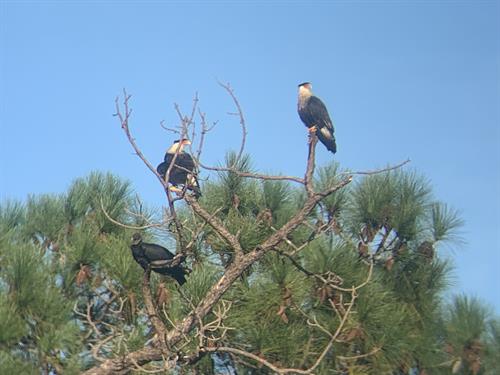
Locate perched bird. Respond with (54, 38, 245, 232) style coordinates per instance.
(156, 139, 201, 197)
(297, 82, 337, 153)
(130, 233, 187, 285)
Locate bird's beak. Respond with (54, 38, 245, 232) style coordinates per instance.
(183, 140, 192, 146)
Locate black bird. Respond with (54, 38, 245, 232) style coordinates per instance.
(297, 82, 337, 153)
(130, 233, 187, 285)
(156, 139, 201, 197)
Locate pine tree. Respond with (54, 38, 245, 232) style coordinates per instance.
(0, 90, 498, 374)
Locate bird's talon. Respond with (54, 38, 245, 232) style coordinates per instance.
(308, 126, 318, 144)
(169, 186, 183, 194)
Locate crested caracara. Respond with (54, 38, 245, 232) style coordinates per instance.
(130, 233, 187, 285)
(156, 139, 201, 197)
(297, 82, 337, 153)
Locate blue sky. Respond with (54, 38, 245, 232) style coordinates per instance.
(1, 1, 499, 312)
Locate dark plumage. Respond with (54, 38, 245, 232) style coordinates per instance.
(130, 233, 187, 285)
(156, 139, 201, 197)
(297, 82, 337, 153)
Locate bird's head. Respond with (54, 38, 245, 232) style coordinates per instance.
(167, 138, 192, 154)
(131, 232, 143, 246)
(298, 82, 313, 98)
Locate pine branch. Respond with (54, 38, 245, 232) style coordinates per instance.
(83, 135, 352, 374)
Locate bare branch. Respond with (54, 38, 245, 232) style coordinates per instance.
(100, 197, 162, 230)
(90, 335, 116, 363)
(86, 88, 369, 375)
(142, 268, 167, 348)
(197, 163, 306, 185)
(185, 196, 243, 256)
(305, 133, 318, 196)
(203, 290, 356, 375)
(115, 91, 190, 254)
(165, 175, 352, 348)
(339, 158, 411, 177)
(114, 92, 169, 190)
(337, 346, 381, 361)
(218, 81, 247, 163)
(213, 288, 359, 375)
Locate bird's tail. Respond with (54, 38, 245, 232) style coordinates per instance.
(154, 264, 187, 285)
(187, 174, 202, 198)
(317, 133, 337, 154)
(156, 162, 167, 179)
(169, 267, 187, 285)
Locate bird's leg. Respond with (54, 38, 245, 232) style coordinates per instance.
(308, 125, 317, 143)
(168, 186, 183, 194)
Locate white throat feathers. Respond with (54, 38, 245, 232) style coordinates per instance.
(298, 84, 313, 109)
(167, 142, 185, 154)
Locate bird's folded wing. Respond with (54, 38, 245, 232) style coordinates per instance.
(308, 96, 334, 131)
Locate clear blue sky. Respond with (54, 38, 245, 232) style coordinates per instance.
(1, 1, 499, 312)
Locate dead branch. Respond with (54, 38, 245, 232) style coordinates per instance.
(218, 81, 247, 164)
(114, 91, 168, 191)
(305, 134, 318, 196)
(85, 83, 400, 374)
(337, 346, 381, 361)
(100, 197, 163, 230)
(142, 268, 167, 348)
(90, 335, 116, 363)
(185, 198, 244, 257)
(339, 158, 411, 177)
(195, 109, 217, 163)
(83, 173, 352, 374)
(115, 92, 189, 254)
(202, 291, 356, 375)
(165, 152, 352, 346)
(198, 164, 306, 185)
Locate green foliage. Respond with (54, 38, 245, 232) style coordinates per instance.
(0, 171, 137, 372)
(428, 202, 464, 243)
(3, 241, 51, 315)
(0, 294, 27, 345)
(227, 270, 311, 367)
(182, 263, 221, 307)
(437, 295, 495, 375)
(100, 234, 143, 292)
(65, 224, 102, 268)
(0, 352, 38, 375)
(303, 238, 354, 275)
(23, 193, 67, 242)
(444, 295, 491, 346)
(262, 180, 290, 215)
(67, 171, 133, 234)
(37, 321, 81, 357)
(348, 169, 431, 241)
(0, 164, 495, 375)
(0, 199, 25, 238)
(483, 319, 500, 375)
(0, 239, 79, 372)
(204, 152, 261, 216)
(384, 251, 452, 313)
(315, 162, 348, 219)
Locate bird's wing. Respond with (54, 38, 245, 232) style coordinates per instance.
(307, 96, 334, 132)
(177, 153, 196, 171)
(131, 245, 149, 270)
(164, 152, 195, 171)
(161, 153, 185, 184)
(142, 242, 175, 261)
(157, 162, 167, 177)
